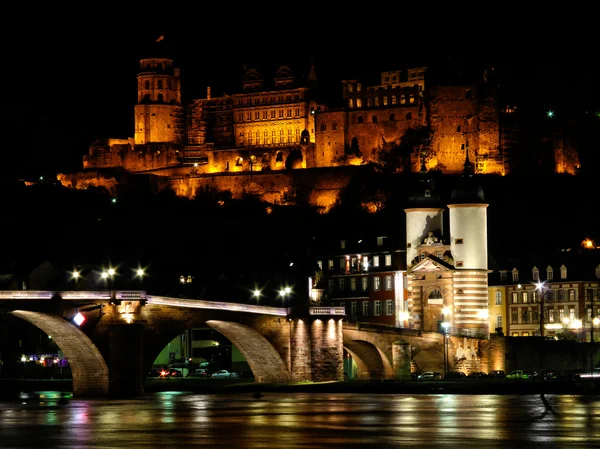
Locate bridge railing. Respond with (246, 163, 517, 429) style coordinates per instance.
(309, 307, 346, 316)
(0, 290, 146, 300)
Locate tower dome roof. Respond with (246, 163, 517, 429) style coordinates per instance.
(407, 161, 442, 208)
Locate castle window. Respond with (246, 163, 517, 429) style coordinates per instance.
(400, 94, 406, 104)
(236, 157, 243, 166)
(367, 98, 372, 107)
(457, 125, 461, 133)
(158, 94, 163, 102)
(547, 266, 553, 280)
(320, 122, 327, 131)
(409, 95, 415, 104)
(225, 161, 229, 171)
(392, 95, 397, 105)
(372, 115, 378, 123)
(383, 96, 388, 106)
(276, 151, 283, 162)
(279, 109, 284, 118)
(332, 121, 338, 130)
(144, 80, 149, 89)
(358, 116, 364, 124)
(406, 112, 412, 120)
(158, 80, 163, 89)
(254, 111, 260, 120)
(263, 111, 268, 119)
(455, 238, 463, 244)
(356, 98, 362, 108)
(349, 98, 354, 108)
(287, 109, 292, 117)
(532, 267, 539, 281)
(389, 113, 395, 121)
(270, 110, 275, 118)
(374, 97, 380, 106)
(295, 108, 300, 116)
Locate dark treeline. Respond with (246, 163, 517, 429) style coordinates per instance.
(1, 170, 596, 305)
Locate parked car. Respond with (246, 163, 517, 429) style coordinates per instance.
(444, 371, 466, 380)
(188, 368, 208, 378)
(417, 371, 442, 380)
(488, 370, 506, 379)
(211, 370, 239, 378)
(467, 371, 488, 379)
(506, 370, 533, 380)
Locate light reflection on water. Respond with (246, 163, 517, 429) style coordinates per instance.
(1, 392, 599, 448)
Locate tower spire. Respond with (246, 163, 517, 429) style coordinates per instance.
(463, 142, 474, 177)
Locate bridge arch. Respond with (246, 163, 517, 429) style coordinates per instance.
(343, 330, 395, 380)
(10, 310, 109, 396)
(206, 320, 291, 383)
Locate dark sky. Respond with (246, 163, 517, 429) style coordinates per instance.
(2, 8, 597, 178)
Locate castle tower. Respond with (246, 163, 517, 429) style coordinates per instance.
(134, 54, 184, 145)
(448, 150, 489, 333)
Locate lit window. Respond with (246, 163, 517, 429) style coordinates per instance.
(362, 277, 368, 291)
(385, 275, 393, 290)
(373, 276, 381, 291)
(350, 278, 357, 291)
(386, 300, 393, 315)
(385, 254, 392, 266)
(374, 300, 381, 316)
(495, 291, 502, 305)
(373, 256, 380, 267)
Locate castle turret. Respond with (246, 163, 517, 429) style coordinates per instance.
(448, 149, 489, 332)
(134, 50, 184, 145)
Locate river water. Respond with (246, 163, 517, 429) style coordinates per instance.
(0, 391, 598, 448)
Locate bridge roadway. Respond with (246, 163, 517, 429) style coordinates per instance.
(0, 290, 489, 397)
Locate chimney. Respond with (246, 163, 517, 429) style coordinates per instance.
(207, 86, 211, 100)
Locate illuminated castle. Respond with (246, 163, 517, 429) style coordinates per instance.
(58, 45, 580, 206)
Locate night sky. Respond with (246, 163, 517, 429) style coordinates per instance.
(2, 8, 597, 178)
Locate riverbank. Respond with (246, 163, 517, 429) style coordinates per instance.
(1, 377, 598, 398)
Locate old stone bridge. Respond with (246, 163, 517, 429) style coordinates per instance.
(0, 290, 501, 397)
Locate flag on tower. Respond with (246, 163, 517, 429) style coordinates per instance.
(156, 34, 165, 43)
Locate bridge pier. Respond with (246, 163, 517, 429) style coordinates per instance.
(308, 317, 344, 382)
(392, 341, 412, 380)
(109, 324, 145, 397)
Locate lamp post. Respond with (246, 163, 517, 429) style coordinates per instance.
(535, 281, 548, 338)
(441, 306, 451, 377)
(536, 281, 549, 379)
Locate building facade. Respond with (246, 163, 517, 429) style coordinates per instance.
(310, 234, 408, 328)
(489, 253, 600, 340)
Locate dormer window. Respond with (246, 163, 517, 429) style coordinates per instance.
(532, 267, 539, 281)
(560, 264, 567, 279)
(512, 268, 519, 282)
(547, 266, 554, 280)
(500, 271, 507, 281)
